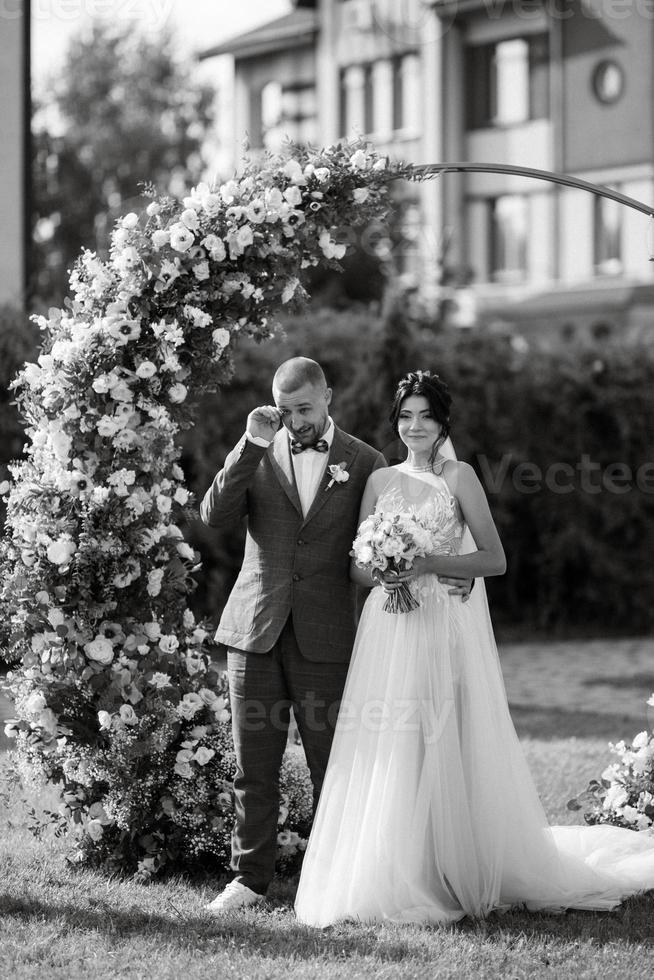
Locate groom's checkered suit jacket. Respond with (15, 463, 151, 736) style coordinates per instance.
(200, 426, 386, 662)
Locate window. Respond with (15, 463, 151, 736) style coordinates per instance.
(392, 56, 404, 130)
(339, 68, 347, 138)
(363, 64, 374, 134)
(339, 63, 375, 136)
(489, 195, 528, 283)
(466, 33, 549, 129)
(593, 194, 622, 275)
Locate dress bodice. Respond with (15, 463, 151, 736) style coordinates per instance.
(375, 465, 465, 557)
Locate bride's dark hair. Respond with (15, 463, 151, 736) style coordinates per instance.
(389, 371, 452, 465)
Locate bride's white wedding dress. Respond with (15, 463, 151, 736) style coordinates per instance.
(295, 466, 654, 926)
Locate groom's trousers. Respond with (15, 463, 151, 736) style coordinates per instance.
(226, 615, 350, 894)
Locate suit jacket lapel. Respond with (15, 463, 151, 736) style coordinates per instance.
(302, 427, 357, 527)
(269, 431, 302, 515)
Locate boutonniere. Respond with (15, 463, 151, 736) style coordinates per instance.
(326, 462, 349, 490)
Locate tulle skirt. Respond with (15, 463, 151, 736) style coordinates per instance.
(294, 576, 654, 926)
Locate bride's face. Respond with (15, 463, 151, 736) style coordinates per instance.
(397, 395, 442, 452)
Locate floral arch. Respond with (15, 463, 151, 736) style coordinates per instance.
(0, 141, 413, 877)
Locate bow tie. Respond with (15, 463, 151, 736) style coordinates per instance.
(290, 438, 329, 455)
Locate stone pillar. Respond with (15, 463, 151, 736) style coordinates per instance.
(343, 65, 366, 138)
(401, 53, 421, 134)
(0, 0, 28, 306)
(372, 59, 393, 138)
(418, 13, 443, 296)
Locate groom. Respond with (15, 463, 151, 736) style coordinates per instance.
(200, 356, 468, 913)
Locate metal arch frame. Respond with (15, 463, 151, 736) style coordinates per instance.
(408, 162, 654, 219)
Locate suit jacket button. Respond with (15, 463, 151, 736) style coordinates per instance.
(292, 573, 301, 582)
(297, 539, 304, 546)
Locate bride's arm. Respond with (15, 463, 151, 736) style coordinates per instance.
(417, 461, 506, 579)
(349, 469, 386, 589)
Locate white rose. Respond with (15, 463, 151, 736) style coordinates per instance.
(180, 208, 199, 231)
(88, 802, 110, 823)
(146, 201, 160, 217)
(237, 225, 254, 249)
(47, 607, 65, 627)
(212, 327, 230, 349)
(25, 691, 47, 715)
(283, 185, 302, 206)
(151, 229, 169, 248)
(201, 234, 226, 262)
(85, 636, 115, 666)
(119, 704, 138, 726)
(87, 819, 104, 841)
(168, 383, 187, 404)
(136, 361, 157, 379)
(352, 187, 370, 204)
(121, 212, 139, 229)
(147, 568, 164, 597)
(193, 260, 210, 281)
(149, 671, 171, 689)
(97, 710, 113, 730)
(282, 159, 305, 184)
(201, 193, 222, 217)
(174, 761, 193, 779)
(177, 693, 204, 719)
(356, 544, 374, 566)
(159, 634, 179, 654)
(143, 621, 162, 641)
(194, 746, 215, 766)
(92, 375, 112, 394)
(349, 148, 368, 169)
(46, 537, 77, 566)
(220, 179, 240, 203)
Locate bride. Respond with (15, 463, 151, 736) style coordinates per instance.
(294, 370, 654, 926)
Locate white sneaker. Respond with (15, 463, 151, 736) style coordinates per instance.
(204, 880, 264, 914)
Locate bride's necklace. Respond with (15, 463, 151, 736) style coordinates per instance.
(403, 458, 445, 473)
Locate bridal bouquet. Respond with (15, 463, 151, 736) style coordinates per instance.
(351, 511, 434, 613)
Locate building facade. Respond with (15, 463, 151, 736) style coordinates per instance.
(201, 0, 654, 341)
(0, 0, 30, 309)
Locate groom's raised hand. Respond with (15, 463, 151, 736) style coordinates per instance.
(246, 406, 282, 443)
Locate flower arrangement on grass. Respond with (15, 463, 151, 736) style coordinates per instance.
(568, 695, 654, 834)
(0, 140, 412, 877)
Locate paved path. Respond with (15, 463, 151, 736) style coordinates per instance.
(1, 636, 652, 750)
(500, 636, 653, 721)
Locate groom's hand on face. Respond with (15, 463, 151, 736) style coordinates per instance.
(438, 576, 474, 603)
(246, 406, 282, 443)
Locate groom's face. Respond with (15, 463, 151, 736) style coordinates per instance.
(272, 381, 332, 446)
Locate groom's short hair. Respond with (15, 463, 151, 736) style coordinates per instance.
(273, 357, 327, 393)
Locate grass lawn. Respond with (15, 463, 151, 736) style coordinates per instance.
(1, 639, 653, 979)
